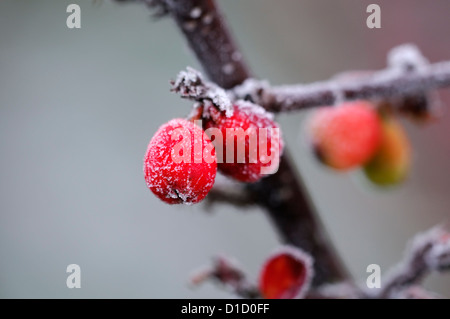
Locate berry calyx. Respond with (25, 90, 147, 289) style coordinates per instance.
(307, 100, 382, 170)
(144, 118, 217, 204)
(363, 113, 411, 186)
(203, 102, 283, 183)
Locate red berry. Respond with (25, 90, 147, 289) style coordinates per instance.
(203, 102, 283, 183)
(144, 118, 217, 204)
(307, 100, 381, 170)
(259, 246, 313, 299)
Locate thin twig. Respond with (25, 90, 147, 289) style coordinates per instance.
(373, 226, 450, 299)
(170, 67, 233, 116)
(190, 255, 260, 299)
(232, 44, 449, 114)
(204, 182, 256, 210)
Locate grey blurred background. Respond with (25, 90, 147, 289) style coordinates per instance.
(1, 0, 449, 298)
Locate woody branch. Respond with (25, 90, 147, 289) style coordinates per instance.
(373, 226, 450, 299)
(231, 44, 449, 114)
(115, 0, 349, 286)
(114, 0, 450, 291)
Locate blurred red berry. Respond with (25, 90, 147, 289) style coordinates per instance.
(144, 118, 217, 204)
(259, 246, 313, 299)
(307, 100, 381, 170)
(363, 112, 411, 186)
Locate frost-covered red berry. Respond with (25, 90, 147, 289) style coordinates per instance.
(259, 246, 313, 299)
(144, 118, 217, 204)
(203, 102, 283, 183)
(307, 100, 381, 170)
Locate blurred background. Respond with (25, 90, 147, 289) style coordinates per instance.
(1, 0, 449, 298)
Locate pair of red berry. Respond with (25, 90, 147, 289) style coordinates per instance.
(144, 103, 283, 204)
(307, 100, 411, 186)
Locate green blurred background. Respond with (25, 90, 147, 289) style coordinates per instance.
(1, 0, 449, 298)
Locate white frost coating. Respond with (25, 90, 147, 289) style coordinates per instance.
(222, 63, 235, 75)
(235, 100, 274, 120)
(201, 100, 214, 119)
(272, 81, 331, 103)
(232, 78, 270, 102)
(173, 66, 202, 88)
(378, 225, 450, 295)
(427, 239, 450, 270)
(210, 88, 233, 117)
(263, 245, 314, 299)
(202, 13, 213, 25)
(423, 228, 450, 270)
(328, 82, 344, 106)
(232, 51, 242, 62)
(388, 44, 429, 71)
(145, 118, 217, 205)
(190, 7, 202, 19)
(172, 66, 206, 98)
(173, 67, 233, 117)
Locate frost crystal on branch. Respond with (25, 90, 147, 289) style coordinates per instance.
(172, 67, 206, 98)
(387, 44, 429, 72)
(404, 226, 450, 272)
(231, 78, 271, 104)
(229, 44, 450, 115)
(422, 228, 450, 271)
(171, 67, 233, 117)
(376, 226, 450, 298)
